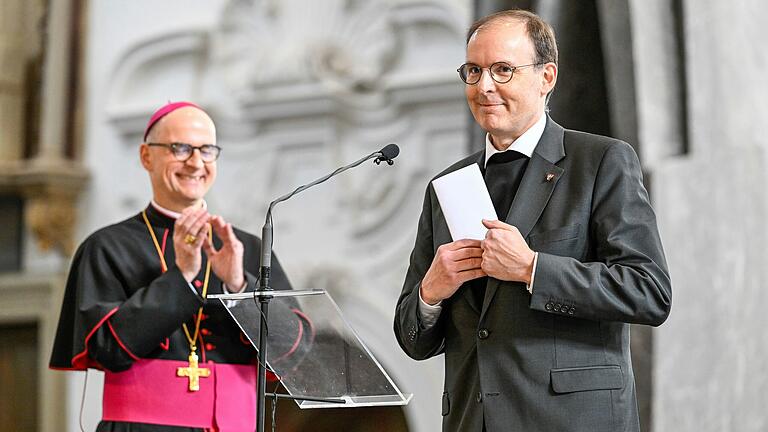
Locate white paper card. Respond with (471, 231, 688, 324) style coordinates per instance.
(432, 164, 498, 241)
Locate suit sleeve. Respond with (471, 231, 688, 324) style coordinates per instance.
(529, 141, 672, 325)
(394, 185, 446, 360)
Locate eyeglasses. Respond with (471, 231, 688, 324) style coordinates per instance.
(147, 142, 222, 162)
(457, 62, 543, 85)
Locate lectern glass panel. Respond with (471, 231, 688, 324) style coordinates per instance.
(210, 290, 411, 409)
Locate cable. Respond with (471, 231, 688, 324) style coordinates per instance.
(271, 389, 279, 432)
(79, 369, 90, 432)
(249, 292, 277, 376)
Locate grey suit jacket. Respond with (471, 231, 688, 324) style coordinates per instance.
(394, 118, 672, 432)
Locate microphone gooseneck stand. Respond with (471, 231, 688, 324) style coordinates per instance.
(255, 144, 399, 432)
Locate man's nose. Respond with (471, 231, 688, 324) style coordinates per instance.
(185, 148, 205, 167)
(477, 69, 496, 92)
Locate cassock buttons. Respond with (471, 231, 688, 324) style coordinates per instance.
(201, 328, 211, 336)
(478, 329, 489, 340)
(205, 343, 216, 351)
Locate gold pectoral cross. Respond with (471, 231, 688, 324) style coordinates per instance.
(177, 351, 211, 391)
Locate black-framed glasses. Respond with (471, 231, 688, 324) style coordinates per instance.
(457, 62, 543, 85)
(147, 142, 221, 162)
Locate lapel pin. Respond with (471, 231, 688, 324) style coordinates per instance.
(545, 173, 556, 182)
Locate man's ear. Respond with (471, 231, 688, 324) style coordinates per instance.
(139, 144, 152, 170)
(541, 63, 558, 96)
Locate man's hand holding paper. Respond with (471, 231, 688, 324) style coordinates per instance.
(419, 239, 486, 305)
(423, 163, 500, 305)
(427, 163, 536, 303)
(481, 219, 536, 285)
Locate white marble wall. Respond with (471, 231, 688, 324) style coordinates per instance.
(70, 1, 471, 431)
(650, 1, 768, 431)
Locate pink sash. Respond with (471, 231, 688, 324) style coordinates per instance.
(103, 359, 256, 431)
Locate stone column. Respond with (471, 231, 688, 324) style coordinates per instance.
(0, 0, 34, 162)
(35, 0, 73, 165)
(0, 2, 89, 431)
(18, 0, 89, 258)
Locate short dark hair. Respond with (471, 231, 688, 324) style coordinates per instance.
(466, 9, 558, 67)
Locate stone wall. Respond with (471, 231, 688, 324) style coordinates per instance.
(651, 1, 768, 431)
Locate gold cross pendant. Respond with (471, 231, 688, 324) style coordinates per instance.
(177, 351, 211, 391)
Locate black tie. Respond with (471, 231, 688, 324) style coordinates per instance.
(471, 150, 530, 309)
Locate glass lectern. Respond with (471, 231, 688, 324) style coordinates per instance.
(209, 290, 412, 409)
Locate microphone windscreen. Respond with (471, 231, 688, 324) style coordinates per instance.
(380, 143, 400, 160)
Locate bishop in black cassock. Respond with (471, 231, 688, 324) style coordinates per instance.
(50, 102, 310, 431)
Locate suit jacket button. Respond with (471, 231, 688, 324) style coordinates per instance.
(554, 303, 562, 312)
(476, 392, 483, 403)
(568, 307, 575, 315)
(478, 329, 489, 339)
(545, 302, 553, 311)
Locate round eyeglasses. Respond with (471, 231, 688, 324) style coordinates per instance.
(457, 62, 543, 85)
(147, 142, 222, 163)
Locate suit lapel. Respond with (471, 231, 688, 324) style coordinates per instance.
(480, 117, 566, 320)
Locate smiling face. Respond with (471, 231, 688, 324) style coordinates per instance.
(465, 19, 557, 149)
(139, 106, 217, 212)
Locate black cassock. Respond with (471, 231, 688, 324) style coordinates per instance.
(50, 204, 308, 431)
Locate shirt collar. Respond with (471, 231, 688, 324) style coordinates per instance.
(484, 113, 546, 168)
(150, 200, 207, 219)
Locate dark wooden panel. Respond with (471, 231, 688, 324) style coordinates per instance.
(0, 195, 23, 272)
(0, 323, 38, 432)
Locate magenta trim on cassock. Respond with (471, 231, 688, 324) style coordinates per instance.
(65, 307, 120, 370)
(102, 358, 256, 431)
(106, 320, 140, 361)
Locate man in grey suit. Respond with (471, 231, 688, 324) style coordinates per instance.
(394, 9, 672, 432)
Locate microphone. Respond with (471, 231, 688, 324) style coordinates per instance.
(254, 144, 398, 432)
(374, 143, 400, 165)
(259, 144, 399, 290)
